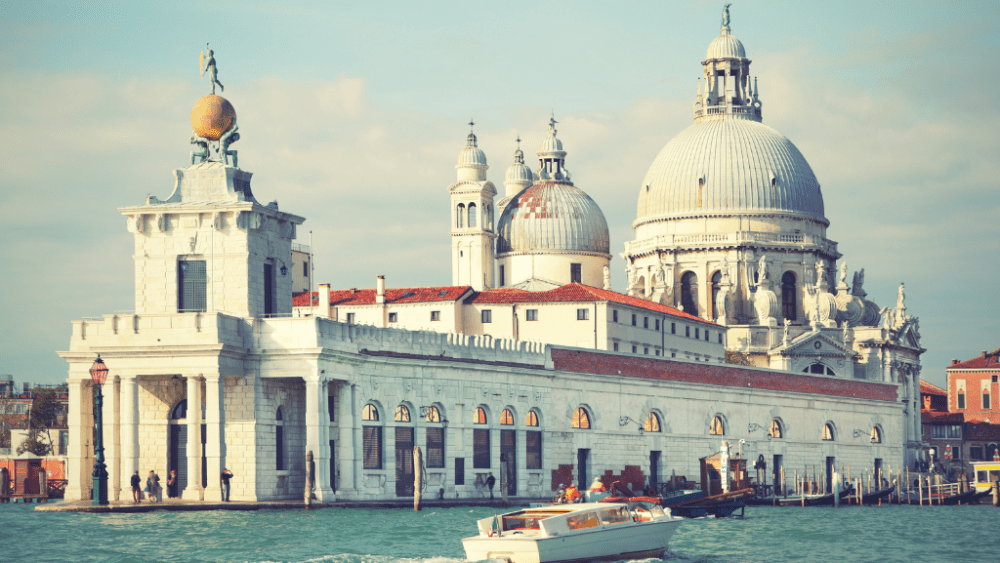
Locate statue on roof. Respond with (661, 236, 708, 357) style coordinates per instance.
(722, 3, 732, 29)
(896, 282, 906, 311)
(201, 45, 225, 95)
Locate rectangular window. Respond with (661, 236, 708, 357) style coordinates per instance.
(984, 392, 992, 410)
(473, 429, 491, 468)
(388, 312, 398, 323)
(178, 260, 207, 313)
(613, 342, 619, 351)
(499, 265, 505, 287)
(328, 394, 336, 422)
(430, 311, 441, 321)
(570, 263, 582, 284)
(948, 425, 962, 439)
(632, 345, 637, 353)
(643, 317, 649, 329)
(426, 427, 445, 468)
(655, 319, 660, 331)
(705, 330, 710, 341)
(685, 326, 690, 337)
(632, 314, 637, 326)
(971, 447, 984, 460)
(671, 352, 676, 358)
(643, 347, 649, 355)
(655, 349, 660, 356)
(346, 313, 355, 324)
(363, 426, 382, 469)
(931, 425, 946, 439)
(577, 308, 589, 320)
(526, 309, 538, 321)
(303, 261, 309, 276)
(276, 426, 285, 470)
(481, 310, 492, 323)
(613, 310, 618, 323)
(263, 263, 275, 316)
(455, 457, 465, 485)
(671, 322, 676, 334)
(958, 392, 966, 409)
(994, 375, 998, 383)
(695, 328, 700, 339)
(526, 430, 542, 469)
(719, 333, 723, 344)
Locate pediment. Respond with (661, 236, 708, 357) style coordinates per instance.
(770, 331, 853, 357)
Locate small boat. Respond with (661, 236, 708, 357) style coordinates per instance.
(860, 484, 895, 505)
(461, 500, 684, 563)
(939, 489, 990, 506)
(775, 485, 853, 507)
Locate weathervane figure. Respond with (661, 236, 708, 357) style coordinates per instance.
(201, 44, 225, 95)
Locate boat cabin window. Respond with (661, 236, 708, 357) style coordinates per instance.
(565, 511, 601, 530)
(598, 507, 631, 525)
(503, 513, 544, 530)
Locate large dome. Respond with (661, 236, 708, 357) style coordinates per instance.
(497, 182, 610, 255)
(635, 119, 825, 225)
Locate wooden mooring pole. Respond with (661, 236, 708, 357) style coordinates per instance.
(414, 446, 423, 511)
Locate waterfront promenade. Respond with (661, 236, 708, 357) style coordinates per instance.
(36, 496, 548, 513)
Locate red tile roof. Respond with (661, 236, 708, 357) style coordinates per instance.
(921, 410, 964, 424)
(964, 421, 1000, 441)
(466, 283, 719, 326)
(947, 349, 1000, 370)
(294, 286, 472, 307)
(920, 380, 947, 397)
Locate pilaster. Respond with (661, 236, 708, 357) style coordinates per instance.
(120, 375, 139, 496)
(182, 375, 203, 500)
(204, 374, 225, 501)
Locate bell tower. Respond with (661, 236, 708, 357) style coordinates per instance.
(448, 121, 497, 290)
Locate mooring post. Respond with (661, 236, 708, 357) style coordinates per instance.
(305, 450, 315, 509)
(992, 477, 999, 508)
(414, 446, 423, 511)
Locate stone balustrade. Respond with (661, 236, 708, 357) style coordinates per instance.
(624, 231, 838, 256)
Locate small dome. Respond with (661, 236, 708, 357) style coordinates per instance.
(457, 132, 487, 167)
(706, 31, 746, 60)
(539, 134, 563, 153)
(505, 145, 533, 184)
(497, 181, 610, 255)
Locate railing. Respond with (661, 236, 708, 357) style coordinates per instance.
(291, 242, 311, 253)
(624, 232, 838, 255)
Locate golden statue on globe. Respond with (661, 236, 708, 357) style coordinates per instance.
(190, 44, 239, 167)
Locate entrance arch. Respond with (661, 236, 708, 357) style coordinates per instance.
(168, 399, 207, 492)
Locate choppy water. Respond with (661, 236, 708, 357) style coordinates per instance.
(2, 503, 997, 563)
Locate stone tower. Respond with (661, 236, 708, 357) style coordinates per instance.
(448, 123, 497, 290)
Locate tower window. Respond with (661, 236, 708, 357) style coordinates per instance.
(456, 204, 465, 228)
(570, 263, 582, 284)
(468, 203, 477, 228)
(178, 259, 207, 313)
(680, 271, 698, 315)
(499, 265, 505, 287)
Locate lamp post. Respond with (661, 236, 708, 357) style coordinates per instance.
(89, 354, 109, 505)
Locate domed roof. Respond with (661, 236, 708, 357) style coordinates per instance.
(505, 141, 534, 184)
(635, 119, 825, 224)
(457, 132, 487, 168)
(538, 115, 566, 155)
(497, 182, 610, 255)
(706, 31, 745, 59)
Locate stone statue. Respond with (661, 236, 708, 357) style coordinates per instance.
(879, 307, 895, 329)
(782, 319, 790, 345)
(220, 125, 240, 167)
(896, 283, 906, 310)
(722, 3, 732, 28)
(203, 47, 225, 95)
(657, 257, 669, 286)
(851, 268, 866, 296)
(190, 135, 210, 164)
(842, 320, 850, 342)
(720, 256, 731, 283)
(603, 265, 611, 290)
(814, 259, 826, 288)
(839, 262, 848, 286)
(757, 254, 769, 282)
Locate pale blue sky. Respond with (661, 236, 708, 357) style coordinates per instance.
(1, 0, 997, 386)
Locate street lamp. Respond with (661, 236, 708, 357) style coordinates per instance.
(89, 354, 109, 505)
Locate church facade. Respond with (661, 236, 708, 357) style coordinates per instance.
(59, 13, 921, 503)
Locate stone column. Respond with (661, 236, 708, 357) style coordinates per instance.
(203, 374, 225, 501)
(182, 375, 203, 500)
(119, 375, 139, 497)
(103, 376, 120, 501)
(305, 379, 334, 501)
(65, 379, 89, 502)
(338, 383, 359, 495)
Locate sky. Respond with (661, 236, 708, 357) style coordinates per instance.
(1, 0, 997, 388)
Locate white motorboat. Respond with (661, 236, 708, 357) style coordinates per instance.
(462, 500, 684, 563)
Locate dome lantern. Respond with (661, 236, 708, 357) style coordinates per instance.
(695, 5, 762, 124)
(456, 119, 488, 181)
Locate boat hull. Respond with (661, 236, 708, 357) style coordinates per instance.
(462, 517, 681, 563)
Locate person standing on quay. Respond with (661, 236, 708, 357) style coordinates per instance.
(486, 473, 496, 499)
(221, 468, 234, 502)
(130, 471, 142, 503)
(167, 470, 178, 499)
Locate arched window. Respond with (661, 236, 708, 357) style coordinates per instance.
(781, 272, 797, 321)
(804, 363, 835, 376)
(710, 415, 725, 435)
(468, 203, 477, 228)
(362, 404, 382, 469)
(526, 411, 539, 427)
(394, 405, 411, 422)
(822, 423, 835, 441)
(571, 407, 591, 429)
(486, 205, 493, 229)
(170, 400, 187, 420)
(425, 406, 441, 423)
(275, 407, 285, 471)
(870, 426, 882, 444)
(770, 419, 783, 439)
(644, 412, 661, 432)
(710, 271, 722, 319)
(474, 406, 487, 424)
(500, 409, 514, 425)
(681, 271, 698, 315)
(456, 204, 465, 228)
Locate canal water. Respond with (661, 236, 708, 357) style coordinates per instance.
(2, 503, 997, 563)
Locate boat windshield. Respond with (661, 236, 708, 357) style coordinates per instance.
(565, 511, 600, 530)
(503, 510, 567, 531)
(598, 506, 631, 525)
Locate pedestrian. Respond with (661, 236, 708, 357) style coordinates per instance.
(221, 468, 234, 502)
(145, 471, 153, 502)
(486, 472, 496, 499)
(130, 471, 142, 503)
(151, 470, 162, 502)
(167, 470, 178, 498)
